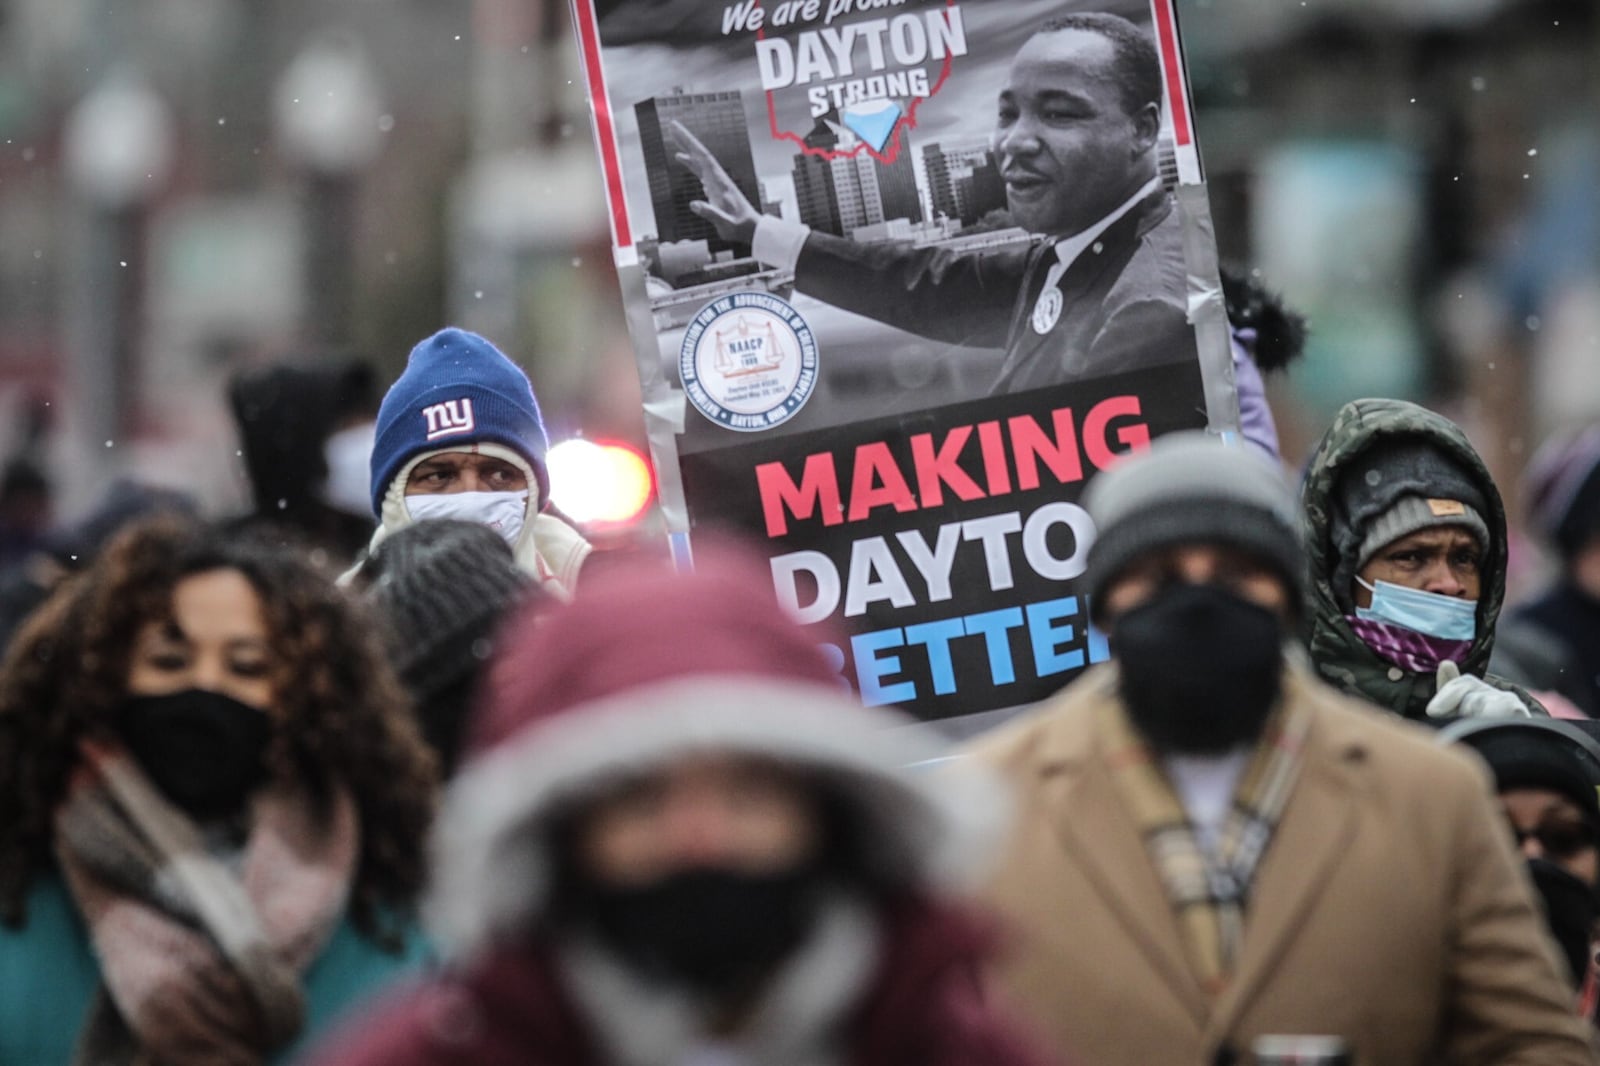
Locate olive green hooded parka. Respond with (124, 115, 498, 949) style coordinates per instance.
(1300, 398, 1542, 720)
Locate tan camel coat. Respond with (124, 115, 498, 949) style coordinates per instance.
(964, 661, 1597, 1066)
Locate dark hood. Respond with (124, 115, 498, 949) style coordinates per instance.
(228, 360, 374, 517)
(1300, 398, 1510, 718)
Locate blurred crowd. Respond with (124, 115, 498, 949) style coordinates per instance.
(0, 3, 1597, 1064)
(0, 312, 1598, 1066)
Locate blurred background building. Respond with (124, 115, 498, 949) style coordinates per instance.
(0, 0, 644, 533)
(1184, 0, 1599, 595)
(0, 0, 1595, 578)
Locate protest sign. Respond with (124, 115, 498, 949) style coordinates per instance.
(572, 0, 1239, 726)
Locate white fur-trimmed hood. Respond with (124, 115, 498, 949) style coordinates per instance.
(425, 676, 1007, 960)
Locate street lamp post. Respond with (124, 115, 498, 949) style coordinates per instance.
(273, 34, 385, 350)
(63, 66, 175, 451)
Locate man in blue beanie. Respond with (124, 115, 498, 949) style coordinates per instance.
(352, 328, 590, 594)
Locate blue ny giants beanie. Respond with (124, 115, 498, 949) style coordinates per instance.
(370, 328, 550, 516)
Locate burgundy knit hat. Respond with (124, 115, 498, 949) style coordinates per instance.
(467, 540, 843, 754)
(427, 540, 1003, 960)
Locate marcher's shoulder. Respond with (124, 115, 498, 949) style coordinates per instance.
(1297, 672, 1491, 795)
(960, 711, 1047, 772)
(1110, 212, 1188, 302)
(298, 981, 443, 1066)
(1142, 196, 1184, 240)
(960, 665, 1113, 772)
(1480, 671, 1550, 716)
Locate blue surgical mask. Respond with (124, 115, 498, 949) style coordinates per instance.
(1355, 578, 1477, 641)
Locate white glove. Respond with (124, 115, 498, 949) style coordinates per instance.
(1425, 661, 1532, 719)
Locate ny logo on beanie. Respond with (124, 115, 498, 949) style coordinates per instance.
(371, 328, 552, 517)
(423, 398, 476, 441)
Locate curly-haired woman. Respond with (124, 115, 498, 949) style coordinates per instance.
(0, 517, 437, 1065)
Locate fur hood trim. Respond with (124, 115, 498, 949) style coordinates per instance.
(425, 676, 1006, 960)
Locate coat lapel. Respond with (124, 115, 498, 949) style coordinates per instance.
(991, 190, 1172, 390)
(1205, 691, 1365, 1039)
(1041, 712, 1210, 1025)
(1055, 189, 1170, 303)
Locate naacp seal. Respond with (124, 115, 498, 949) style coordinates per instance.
(680, 292, 818, 432)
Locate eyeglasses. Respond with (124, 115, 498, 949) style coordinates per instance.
(1511, 820, 1597, 861)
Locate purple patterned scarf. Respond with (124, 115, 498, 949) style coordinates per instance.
(1346, 614, 1473, 675)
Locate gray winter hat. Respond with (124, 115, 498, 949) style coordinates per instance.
(362, 518, 534, 700)
(1083, 432, 1302, 623)
(1330, 437, 1490, 604)
(1354, 494, 1489, 573)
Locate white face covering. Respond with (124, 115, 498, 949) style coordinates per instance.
(405, 490, 529, 548)
(322, 423, 376, 518)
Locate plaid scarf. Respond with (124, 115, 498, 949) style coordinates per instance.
(1097, 695, 1311, 995)
(1345, 614, 1472, 675)
(54, 739, 359, 1066)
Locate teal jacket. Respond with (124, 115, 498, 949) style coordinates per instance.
(0, 871, 432, 1066)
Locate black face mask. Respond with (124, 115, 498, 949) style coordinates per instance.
(1528, 857, 1598, 989)
(579, 865, 823, 999)
(1114, 583, 1285, 755)
(115, 689, 273, 821)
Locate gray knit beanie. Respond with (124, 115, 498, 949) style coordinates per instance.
(1354, 495, 1489, 573)
(1083, 432, 1302, 624)
(1330, 437, 1490, 607)
(362, 518, 534, 700)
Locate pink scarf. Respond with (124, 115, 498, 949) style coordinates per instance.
(54, 739, 359, 1066)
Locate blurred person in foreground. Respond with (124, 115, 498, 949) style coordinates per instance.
(359, 519, 540, 778)
(964, 432, 1593, 1065)
(1441, 717, 1600, 1017)
(304, 544, 1059, 1066)
(1495, 425, 1600, 717)
(228, 357, 381, 568)
(349, 327, 590, 596)
(0, 518, 437, 1065)
(1301, 397, 1543, 720)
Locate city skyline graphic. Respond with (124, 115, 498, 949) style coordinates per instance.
(632, 86, 1009, 252)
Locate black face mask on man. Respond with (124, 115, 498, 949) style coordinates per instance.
(114, 689, 273, 820)
(1114, 583, 1285, 755)
(578, 864, 823, 999)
